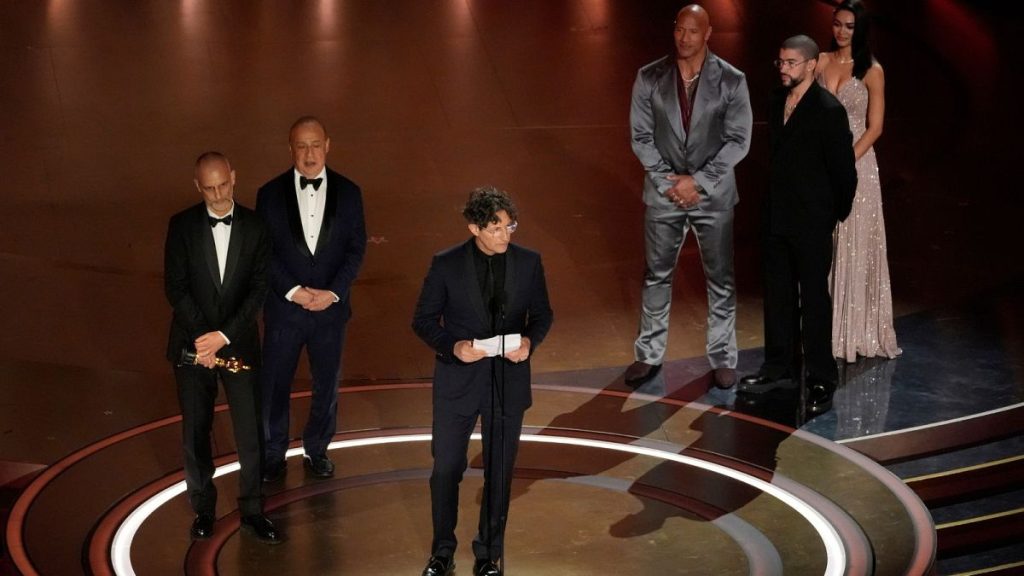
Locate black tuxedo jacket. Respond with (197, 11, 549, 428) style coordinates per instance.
(164, 202, 271, 363)
(767, 81, 857, 236)
(256, 167, 367, 327)
(412, 240, 554, 415)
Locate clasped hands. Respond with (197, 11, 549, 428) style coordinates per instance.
(291, 287, 336, 312)
(194, 331, 227, 369)
(666, 174, 700, 209)
(454, 337, 531, 364)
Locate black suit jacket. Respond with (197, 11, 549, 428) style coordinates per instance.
(256, 167, 367, 327)
(767, 81, 857, 236)
(412, 240, 554, 415)
(164, 202, 271, 363)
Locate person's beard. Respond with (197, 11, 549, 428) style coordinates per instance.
(781, 71, 804, 91)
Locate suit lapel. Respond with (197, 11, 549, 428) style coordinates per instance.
(313, 179, 336, 257)
(689, 52, 719, 138)
(503, 246, 519, 319)
(462, 241, 489, 329)
(200, 212, 222, 293)
(776, 83, 818, 156)
(658, 63, 686, 143)
(284, 185, 314, 261)
(222, 211, 242, 289)
(769, 89, 784, 159)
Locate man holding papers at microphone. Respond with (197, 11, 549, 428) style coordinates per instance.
(412, 186, 553, 576)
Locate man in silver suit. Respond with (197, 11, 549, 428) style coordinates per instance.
(624, 4, 753, 389)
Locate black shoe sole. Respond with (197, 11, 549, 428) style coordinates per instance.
(421, 559, 455, 576)
(240, 522, 284, 545)
(737, 378, 798, 394)
(806, 399, 834, 415)
(262, 471, 285, 483)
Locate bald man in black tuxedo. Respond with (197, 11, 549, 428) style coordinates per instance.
(164, 152, 282, 543)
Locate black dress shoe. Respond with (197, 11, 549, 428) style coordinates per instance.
(421, 555, 454, 576)
(805, 381, 836, 416)
(240, 514, 284, 544)
(474, 558, 501, 576)
(303, 454, 335, 478)
(624, 361, 660, 386)
(190, 513, 214, 540)
(262, 459, 286, 483)
(737, 372, 797, 394)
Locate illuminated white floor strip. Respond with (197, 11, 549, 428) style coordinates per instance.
(836, 402, 1024, 444)
(111, 433, 845, 576)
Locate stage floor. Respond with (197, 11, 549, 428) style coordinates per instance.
(2, 0, 1023, 574)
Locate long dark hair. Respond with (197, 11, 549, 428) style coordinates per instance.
(830, 0, 873, 79)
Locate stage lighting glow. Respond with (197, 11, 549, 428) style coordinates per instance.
(111, 432, 846, 576)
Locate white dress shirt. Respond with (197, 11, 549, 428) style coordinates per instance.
(294, 167, 327, 254)
(207, 203, 234, 282)
(207, 202, 234, 344)
(285, 168, 338, 304)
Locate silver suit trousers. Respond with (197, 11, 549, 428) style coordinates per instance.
(634, 206, 737, 368)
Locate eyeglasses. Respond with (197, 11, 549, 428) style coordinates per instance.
(773, 58, 811, 70)
(482, 222, 518, 237)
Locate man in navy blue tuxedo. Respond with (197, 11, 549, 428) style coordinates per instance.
(164, 152, 282, 543)
(413, 188, 553, 576)
(257, 117, 367, 481)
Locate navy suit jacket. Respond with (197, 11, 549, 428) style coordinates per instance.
(164, 202, 270, 363)
(256, 167, 367, 327)
(767, 81, 857, 237)
(412, 240, 554, 415)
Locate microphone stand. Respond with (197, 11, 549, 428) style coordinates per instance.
(496, 296, 507, 574)
(485, 292, 507, 573)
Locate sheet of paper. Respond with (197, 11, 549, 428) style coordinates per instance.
(472, 334, 522, 357)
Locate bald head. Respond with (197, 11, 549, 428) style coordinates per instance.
(676, 4, 709, 28)
(193, 151, 235, 216)
(289, 116, 331, 178)
(673, 4, 711, 61)
(289, 116, 327, 141)
(194, 151, 231, 178)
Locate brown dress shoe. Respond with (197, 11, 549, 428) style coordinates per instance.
(713, 367, 737, 389)
(624, 361, 660, 386)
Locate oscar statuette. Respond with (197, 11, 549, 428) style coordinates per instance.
(178, 349, 252, 373)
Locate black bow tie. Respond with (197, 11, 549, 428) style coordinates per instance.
(300, 176, 323, 191)
(208, 214, 233, 227)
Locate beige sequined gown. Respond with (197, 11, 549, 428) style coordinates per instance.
(828, 77, 901, 362)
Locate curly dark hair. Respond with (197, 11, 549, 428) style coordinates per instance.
(462, 186, 518, 229)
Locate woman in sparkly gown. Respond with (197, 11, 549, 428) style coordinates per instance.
(817, 0, 901, 362)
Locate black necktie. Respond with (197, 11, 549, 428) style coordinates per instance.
(484, 257, 495, 304)
(208, 214, 233, 227)
(300, 176, 323, 191)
